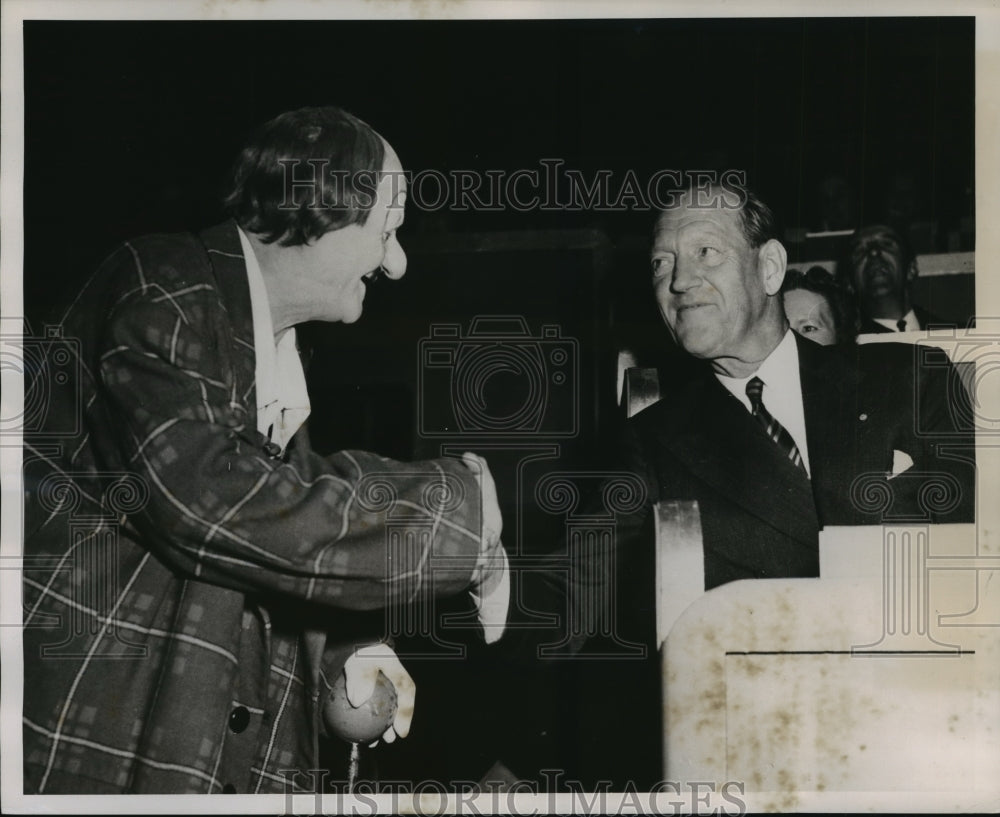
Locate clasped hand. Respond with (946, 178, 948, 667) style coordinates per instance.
(338, 453, 507, 746)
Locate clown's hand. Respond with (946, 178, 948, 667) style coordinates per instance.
(340, 643, 415, 746)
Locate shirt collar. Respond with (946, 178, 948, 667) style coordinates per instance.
(715, 328, 801, 411)
(873, 308, 920, 332)
(714, 329, 811, 475)
(237, 226, 310, 451)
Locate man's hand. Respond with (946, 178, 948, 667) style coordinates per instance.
(342, 643, 415, 745)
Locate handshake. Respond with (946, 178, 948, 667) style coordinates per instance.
(331, 451, 508, 745)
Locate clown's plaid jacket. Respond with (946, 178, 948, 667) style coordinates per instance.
(22, 221, 485, 793)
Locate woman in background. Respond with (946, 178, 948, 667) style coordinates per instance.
(782, 265, 859, 346)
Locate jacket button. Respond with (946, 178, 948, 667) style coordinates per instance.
(222, 783, 237, 793)
(229, 706, 250, 733)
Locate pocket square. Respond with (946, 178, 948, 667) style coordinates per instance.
(889, 449, 914, 479)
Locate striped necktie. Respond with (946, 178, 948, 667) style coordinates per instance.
(745, 377, 806, 474)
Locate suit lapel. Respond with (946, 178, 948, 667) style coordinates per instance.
(196, 221, 258, 430)
(798, 335, 869, 524)
(658, 370, 819, 548)
(912, 303, 948, 329)
(859, 316, 893, 335)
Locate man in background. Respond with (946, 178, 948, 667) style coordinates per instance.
(841, 222, 948, 333)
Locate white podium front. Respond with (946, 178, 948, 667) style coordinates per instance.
(660, 524, 1000, 812)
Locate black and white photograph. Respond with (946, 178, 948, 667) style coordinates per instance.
(2, 1, 999, 813)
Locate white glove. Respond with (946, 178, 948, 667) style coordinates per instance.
(470, 543, 510, 644)
(461, 452, 510, 644)
(342, 643, 415, 745)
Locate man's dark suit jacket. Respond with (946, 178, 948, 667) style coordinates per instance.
(616, 331, 975, 594)
(858, 303, 950, 335)
(501, 332, 976, 789)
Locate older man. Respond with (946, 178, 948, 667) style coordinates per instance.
(841, 223, 947, 333)
(22, 106, 507, 794)
(500, 183, 978, 792)
(619, 183, 975, 592)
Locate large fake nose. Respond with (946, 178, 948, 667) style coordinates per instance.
(380, 234, 407, 279)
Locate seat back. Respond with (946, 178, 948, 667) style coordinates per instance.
(622, 366, 661, 418)
(653, 499, 704, 649)
(658, 523, 997, 809)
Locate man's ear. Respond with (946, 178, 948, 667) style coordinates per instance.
(759, 238, 787, 296)
(906, 257, 919, 285)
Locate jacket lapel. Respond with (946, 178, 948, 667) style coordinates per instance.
(658, 369, 819, 548)
(196, 221, 258, 430)
(799, 335, 852, 515)
(799, 335, 890, 524)
(859, 316, 895, 335)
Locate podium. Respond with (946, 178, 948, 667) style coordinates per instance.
(658, 522, 1000, 811)
(646, 321, 1000, 808)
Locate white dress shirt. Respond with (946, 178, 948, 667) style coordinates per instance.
(238, 226, 311, 453)
(715, 329, 812, 476)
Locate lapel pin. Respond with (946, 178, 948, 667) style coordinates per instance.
(859, 413, 868, 421)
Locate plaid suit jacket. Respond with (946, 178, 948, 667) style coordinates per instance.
(22, 221, 485, 793)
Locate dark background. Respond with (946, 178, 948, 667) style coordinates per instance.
(25, 17, 975, 322)
(21, 15, 977, 790)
